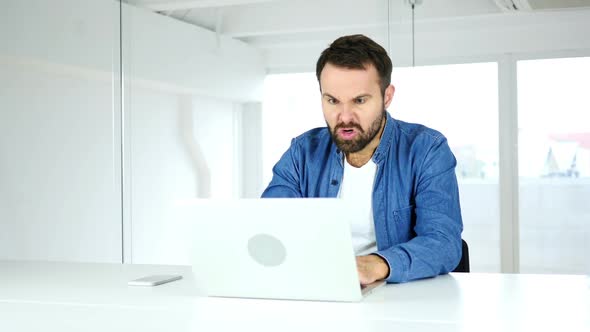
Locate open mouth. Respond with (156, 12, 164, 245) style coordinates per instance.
(338, 128, 357, 140)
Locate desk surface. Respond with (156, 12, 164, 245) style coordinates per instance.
(0, 261, 588, 332)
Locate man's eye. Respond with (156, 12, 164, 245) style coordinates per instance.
(355, 97, 366, 104)
(327, 98, 338, 105)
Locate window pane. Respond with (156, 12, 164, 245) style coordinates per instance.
(518, 56, 590, 274)
(391, 63, 500, 272)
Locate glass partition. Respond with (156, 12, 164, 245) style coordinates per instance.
(122, 0, 390, 264)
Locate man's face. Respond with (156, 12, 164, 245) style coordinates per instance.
(319, 63, 394, 153)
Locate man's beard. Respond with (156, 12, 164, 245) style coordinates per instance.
(328, 110, 385, 153)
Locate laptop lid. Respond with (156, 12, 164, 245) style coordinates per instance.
(185, 198, 371, 302)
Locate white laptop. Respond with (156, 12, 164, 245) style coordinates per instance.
(184, 198, 385, 302)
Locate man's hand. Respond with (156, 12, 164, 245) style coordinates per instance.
(356, 254, 390, 285)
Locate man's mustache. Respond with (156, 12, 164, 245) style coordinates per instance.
(334, 122, 364, 133)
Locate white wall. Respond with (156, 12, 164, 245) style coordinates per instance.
(128, 89, 239, 264)
(240, 102, 264, 198)
(0, 0, 122, 263)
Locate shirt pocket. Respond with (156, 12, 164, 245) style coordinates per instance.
(392, 205, 416, 244)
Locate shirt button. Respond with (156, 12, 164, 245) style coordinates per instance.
(331, 180, 339, 185)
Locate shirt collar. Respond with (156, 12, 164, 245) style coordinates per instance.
(372, 111, 394, 164)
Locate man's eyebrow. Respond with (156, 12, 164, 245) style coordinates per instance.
(322, 93, 373, 100)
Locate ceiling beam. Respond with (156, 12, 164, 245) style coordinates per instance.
(129, 0, 281, 11)
(210, 0, 501, 38)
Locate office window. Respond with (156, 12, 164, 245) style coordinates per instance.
(262, 63, 500, 272)
(517, 56, 590, 274)
(391, 63, 500, 272)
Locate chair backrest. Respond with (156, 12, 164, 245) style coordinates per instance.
(452, 239, 470, 273)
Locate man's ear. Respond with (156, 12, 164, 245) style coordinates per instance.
(384, 84, 395, 109)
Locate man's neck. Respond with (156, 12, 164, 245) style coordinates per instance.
(345, 118, 386, 168)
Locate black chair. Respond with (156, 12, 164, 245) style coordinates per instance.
(452, 239, 470, 273)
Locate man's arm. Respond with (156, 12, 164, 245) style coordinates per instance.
(376, 136, 463, 283)
(261, 139, 303, 198)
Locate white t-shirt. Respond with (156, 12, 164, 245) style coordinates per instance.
(337, 158, 378, 256)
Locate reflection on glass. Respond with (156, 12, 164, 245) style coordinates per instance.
(518, 56, 590, 274)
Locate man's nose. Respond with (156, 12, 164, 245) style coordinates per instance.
(339, 103, 355, 123)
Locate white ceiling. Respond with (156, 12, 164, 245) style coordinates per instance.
(126, 0, 495, 37)
(124, 0, 590, 46)
(123, 0, 590, 71)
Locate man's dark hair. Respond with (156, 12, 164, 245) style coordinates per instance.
(315, 34, 393, 96)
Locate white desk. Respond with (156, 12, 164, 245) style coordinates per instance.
(0, 261, 588, 332)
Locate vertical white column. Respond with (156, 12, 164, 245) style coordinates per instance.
(240, 102, 264, 198)
(498, 55, 520, 273)
(120, 1, 133, 264)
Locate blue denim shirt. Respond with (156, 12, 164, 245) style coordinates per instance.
(261, 112, 463, 283)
